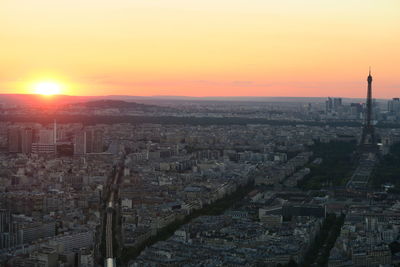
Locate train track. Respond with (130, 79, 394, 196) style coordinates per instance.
(105, 164, 120, 266)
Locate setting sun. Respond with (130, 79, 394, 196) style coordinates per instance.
(33, 82, 62, 95)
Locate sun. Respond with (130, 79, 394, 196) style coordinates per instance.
(33, 82, 62, 95)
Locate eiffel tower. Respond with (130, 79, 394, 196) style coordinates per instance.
(360, 68, 378, 153)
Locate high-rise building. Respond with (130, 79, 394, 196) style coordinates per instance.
(38, 129, 54, 144)
(333, 98, 342, 108)
(53, 119, 57, 144)
(0, 209, 11, 249)
(388, 98, 400, 113)
(92, 129, 104, 153)
(74, 131, 86, 155)
(85, 130, 93, 153)
(325, 97, 342, 113)
(8, 127, 21, 153)
(0, 209, 20, 250)
(0, 209, 11, 233)
(21, 128, 33, 154)
(350, 103, 363, 119)
(74, 129, 104, 155)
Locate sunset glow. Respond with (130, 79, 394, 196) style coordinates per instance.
(33, 82, 62, 95)
(1, 0, 400, 98)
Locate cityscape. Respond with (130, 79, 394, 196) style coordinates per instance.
(1, 71, 400, 266)
(2, 1, 400, 266)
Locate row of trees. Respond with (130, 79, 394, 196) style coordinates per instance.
(298, 141, 357, 190)
(119, 181, 255, 264)
(1, 114, 364, 127)
(301, 214, 345, 267)
(370, 142, 400, 192)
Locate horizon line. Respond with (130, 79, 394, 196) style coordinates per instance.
(0, 93, 391, 100)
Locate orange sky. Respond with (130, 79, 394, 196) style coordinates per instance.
(1, 0, 400, 98)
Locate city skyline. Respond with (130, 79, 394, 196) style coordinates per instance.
(2, 57, 400, 266)
(1, 0, 400, 98)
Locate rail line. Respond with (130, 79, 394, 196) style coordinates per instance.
(105, 164, 120, 266)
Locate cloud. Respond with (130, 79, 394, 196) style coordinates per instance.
(231, 81, 253, 86)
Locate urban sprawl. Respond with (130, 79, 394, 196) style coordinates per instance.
(2, 84, 400, 266)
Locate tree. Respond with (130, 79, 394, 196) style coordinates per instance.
(287, 259, 298, 267)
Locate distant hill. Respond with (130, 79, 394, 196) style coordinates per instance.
(0, 94, 92, 107)
(0, 93, 389, 107)
(69, 99, 154, 109)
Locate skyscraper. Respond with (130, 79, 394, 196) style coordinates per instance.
(85, 130, 93, 153)
(74, 129, 104, 155)
(21, 128, 33, 154)
(53, 119, 57, 144)
(325, 97, 342, 113)
(8, 127, 21, 153)
(388, 98, 400, 114)
(74, 131, 86, 155)
(92, 129, 104, 153)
